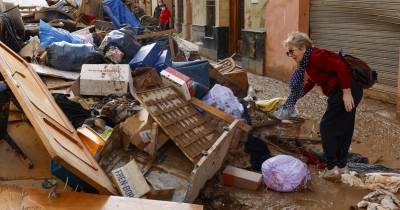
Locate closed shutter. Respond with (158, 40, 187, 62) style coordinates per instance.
(310, 0, 400, 102)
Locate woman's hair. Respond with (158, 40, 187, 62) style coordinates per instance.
(283, 32, 313, 49)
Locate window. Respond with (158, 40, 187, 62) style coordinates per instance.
(205, 0, 216, 37)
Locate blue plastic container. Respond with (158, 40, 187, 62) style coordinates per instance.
(155, 49, 172, 73)
(172, 60, 210, 88)
(50, 160, 98, 193)
(129, 43, 161, 68)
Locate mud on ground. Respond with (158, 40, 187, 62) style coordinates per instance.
(197, 73, 400, 210)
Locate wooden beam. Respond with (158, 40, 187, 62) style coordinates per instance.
(134, 29, 177, 40)
(148, 122, 159, 157)
(190, 97, 252, 133)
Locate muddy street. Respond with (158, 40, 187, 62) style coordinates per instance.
(198, 73, 400, 210)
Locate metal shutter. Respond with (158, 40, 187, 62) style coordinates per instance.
(310, 0, 400, 101)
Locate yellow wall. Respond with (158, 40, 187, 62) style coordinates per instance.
(245, 0, 267, 31)
(192, 0, 206, 25)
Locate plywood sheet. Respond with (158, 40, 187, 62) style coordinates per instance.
(0, 185, 204, 210)
(0, 42, 116, 194)
(0, 122, 51, 180)
(136, 87, 221, 163)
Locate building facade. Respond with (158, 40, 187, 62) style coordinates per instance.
(171, 0, 400, 116)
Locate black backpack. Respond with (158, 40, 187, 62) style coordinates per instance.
(339, 51, 378, 89)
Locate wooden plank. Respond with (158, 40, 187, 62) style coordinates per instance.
(0, 185, 203, 210)
(190, 97, 252, 133)
(134, 29, 176, 40)
(185, 120, 239, 202)
(0, 42, 117, 194)
(148, 122, 159, 157)
(168, 35, 176, 59)
(30, 64, 80, 81)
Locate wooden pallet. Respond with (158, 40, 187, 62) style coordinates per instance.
(136, 87, 221, 163)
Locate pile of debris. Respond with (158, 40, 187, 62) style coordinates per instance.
(0, 0, 251, 207)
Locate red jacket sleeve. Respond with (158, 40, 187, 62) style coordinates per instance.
(315, 51, 352, 89)
(303, 78, 315, 96)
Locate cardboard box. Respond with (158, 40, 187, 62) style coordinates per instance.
(111, 159, 151, 198)
(80, 64, 131, 96)
(222, 165, 263, 190)
(120, 109, 169, 152)
(160, 67, 193, 100)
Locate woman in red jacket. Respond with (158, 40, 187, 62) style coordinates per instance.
(159, 4, 172, 30)
(274, 32, 363, 179)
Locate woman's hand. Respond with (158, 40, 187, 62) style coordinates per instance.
(343, 89, 355, 112)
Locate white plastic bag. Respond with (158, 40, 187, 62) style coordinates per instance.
(202, 84, 244, 119)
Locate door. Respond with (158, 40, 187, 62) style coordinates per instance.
(229, 0, 245, 56)
(0, 42, 117, 194)
(310, 0, 400, 102)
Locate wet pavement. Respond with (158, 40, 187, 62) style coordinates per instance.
(198, 73, 400, 210)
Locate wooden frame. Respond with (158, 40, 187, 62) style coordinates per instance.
(185, 120, 239, 202)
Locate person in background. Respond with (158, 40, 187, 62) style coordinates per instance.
(273, 32, 363, 180)
(153, 0, 164, 19)
(159, 4, 172, 30)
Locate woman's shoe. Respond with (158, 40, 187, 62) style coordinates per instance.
(319, 166, 340, 181)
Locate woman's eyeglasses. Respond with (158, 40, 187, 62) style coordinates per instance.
(286, 49, 295, 57)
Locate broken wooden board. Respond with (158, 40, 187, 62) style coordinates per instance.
(0, 185, 204, 210)
(208, 65, 247, 97)
(30, 64, 80, 81)
(0, 42, 117, 194)
(136, 86, 222, 163)
(134, 29, 176, 40)
(185, 120, 239, 202)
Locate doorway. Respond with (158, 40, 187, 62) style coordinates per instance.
(229, 0, 244, 56)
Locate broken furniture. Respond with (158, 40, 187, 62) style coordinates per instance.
(209, 56, 249, 98)
(0, 41, 117, 194)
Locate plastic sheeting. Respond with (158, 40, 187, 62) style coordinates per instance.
(39, 20, 85, 48)
(103, 0, 140, 32)
(202, 84, 244, 119)
(256, 97, 286, 114)
(172, 60, 210, 88)
(262, 155, 311, 192)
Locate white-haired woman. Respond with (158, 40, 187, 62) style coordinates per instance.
(273, 32, 363, 179)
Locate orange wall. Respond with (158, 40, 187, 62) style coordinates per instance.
(398, 52, 400, 118)
(264, 0, 310, 82)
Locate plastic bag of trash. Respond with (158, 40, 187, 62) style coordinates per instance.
(103, 0, 141, 31)
(47, 41, 103, 71)
(262, 155, 311, 192)
(39, 20, 85, 48)
(202, 84, 244, 119)
(99, 26, 141, 64)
